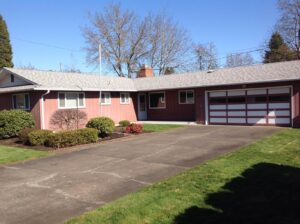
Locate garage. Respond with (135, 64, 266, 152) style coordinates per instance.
(208, 87, 291, 126)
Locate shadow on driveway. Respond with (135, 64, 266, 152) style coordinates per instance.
(173, 163, 300, 224)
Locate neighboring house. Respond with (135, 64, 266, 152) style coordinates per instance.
(0, 61, 300, 129)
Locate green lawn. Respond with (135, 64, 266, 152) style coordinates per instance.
(0, 145, 49, 164)
(66, 128, 300, 224)
(142, 124, 184, 132)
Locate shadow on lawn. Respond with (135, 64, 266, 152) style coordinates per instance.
(174, 163, 300, 224)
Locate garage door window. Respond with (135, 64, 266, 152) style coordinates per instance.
(269, 95, 289, 102)
(209, 97, 226, 104)
(228, 97, 245, 103)
(247, 96, 267, 103)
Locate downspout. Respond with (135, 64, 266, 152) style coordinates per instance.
(41, 90, 50, 129)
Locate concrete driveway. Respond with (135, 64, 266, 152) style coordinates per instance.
(0, 125, 280, 224)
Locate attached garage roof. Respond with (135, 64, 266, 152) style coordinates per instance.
(1, 60, 300, 92)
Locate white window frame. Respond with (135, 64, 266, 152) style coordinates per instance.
(120, 92, 130, 104)
(58, 92, 86, 109)
(12, 93, 30, 110)
(100, 92, 111, 105)
(178, 90, 195, 104)
(149, 91, 166, 109)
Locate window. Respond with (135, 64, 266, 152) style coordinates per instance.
(100, 92, 111, 105)
(12, 93, 30, 110)
(10, 74, 14, 83)
(209, 97, 226, 104)
(58, 92, 85, 108)
(149, 92, 166, 109)
(228, 97, 245, 103)
(120, 93, 130, 104)
(179, 90, 194, 104)
(269, 95, 289, 102)
(247, 96, 267, 103)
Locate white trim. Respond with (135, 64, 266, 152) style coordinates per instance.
(205, 91, 208, 125)
(57, 92, 86, 109)
(178, 90, 195, 104)
(120, 92, 130, 104)
(41, 90, 50, 129)
(149, 91, 166, 109)
(12, 93, 30, 110)
(100, 92, 111, 105)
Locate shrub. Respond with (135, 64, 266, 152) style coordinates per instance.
(125, 123, 143, 134)
(46, 128, 98, 148)
(50, 109, 87, 130)
(0, 110, 35, 139)
(86, 117, 115, 137)
(28, 130, 53, 146)
(18, 128, 36, 144)
(119, 120, 130, 127)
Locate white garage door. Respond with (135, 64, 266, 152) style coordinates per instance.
(208, 87, 291, 126)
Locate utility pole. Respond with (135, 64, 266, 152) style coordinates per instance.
(99, 44, 102, 116)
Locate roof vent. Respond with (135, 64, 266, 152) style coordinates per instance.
(207, 69, 215, 73)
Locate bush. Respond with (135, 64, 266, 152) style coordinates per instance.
(119, 120, 130, 127)
(50, 109, 87, 130)
(18, 128, 36, 144)
(46, 128, 98, 148)
(86, 117, 115, 137)
(125, 123, 143, 134)
(0, 110, 35, 139)
(28, 130, 53, 146)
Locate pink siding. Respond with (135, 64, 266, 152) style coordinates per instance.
(43, 91, 137, 130)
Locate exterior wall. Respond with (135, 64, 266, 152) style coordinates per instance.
(0, 91, 42, 129)
(147, 89, 195, 121)
(43, 91, 137, 130)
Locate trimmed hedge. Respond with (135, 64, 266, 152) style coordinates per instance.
(28, 130, 53, 146)
(119, 120, 130, 127)
(46, 128, 98, 148)
(18, 128, 36, 144)
(0, 110, 35, 139)
(86, 117, 115, 137)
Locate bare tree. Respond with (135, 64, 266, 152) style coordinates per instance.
(82, 4, 192, 77)
(145, 14, 191, 75)
(82, 3, 148, 78)
(225, 52, 254, 68)
(276, 0, 300, 59)
(17, 63, 36, 70)
(50, 109, 87, 130)
(193, 42, 218, 70)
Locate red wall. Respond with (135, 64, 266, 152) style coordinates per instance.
(147, 89, 195, 121)
(43, 91, 137, 130)
(0, 91, 42, 129)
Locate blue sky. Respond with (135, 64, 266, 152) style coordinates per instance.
(1, 0, 279, 73)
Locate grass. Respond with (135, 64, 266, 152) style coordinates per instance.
(142, 124, 184, 132)
(0, 145, 49, 164)
(66, 128, 300, 224)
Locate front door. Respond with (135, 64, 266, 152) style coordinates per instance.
(138, 93, 147, 120)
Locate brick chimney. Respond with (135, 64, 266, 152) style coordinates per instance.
(137, 64, 154, 78)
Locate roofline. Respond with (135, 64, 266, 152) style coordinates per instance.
(33, 87, 137, 92)
(135, 78, 300, 92)
(0, 85, 36, 93)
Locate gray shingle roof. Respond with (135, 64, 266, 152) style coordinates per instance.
(1, 60, 300, 92)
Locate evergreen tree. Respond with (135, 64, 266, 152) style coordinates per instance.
(0, 15, 13, 68)
(264, 32, 296, 63)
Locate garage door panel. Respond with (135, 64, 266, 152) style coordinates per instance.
(210, 111, 226, 116)
(248, 111, 267, 116)
(228, 111, 246, 116)
(228, 118, 246, 123)
(247, 118, 267, 124)
(210, 118, 226, 123)
(210, 105, 226, 110)
(268, 118, 290, 124)
(247, 103, 267, 109)
(269, 103, 290, 109)
(268, 87, 290, 94)
(228, 104, 246, 110)
(268, 110, 290, 116)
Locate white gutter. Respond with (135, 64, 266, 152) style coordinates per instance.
(41, 90, 50, 129)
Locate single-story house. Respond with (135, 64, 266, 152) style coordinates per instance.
(0, 60, 300, 129)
